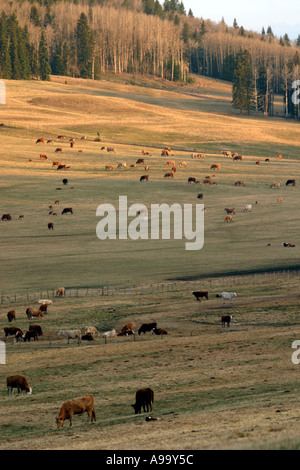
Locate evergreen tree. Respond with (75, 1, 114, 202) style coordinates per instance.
(0, 13, 11, 79)
(76, 12, 94, 78)
(39, 31, 51, 80)
(232, 49, 255, 114)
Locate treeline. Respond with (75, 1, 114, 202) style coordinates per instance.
(0, 0, 299, 118)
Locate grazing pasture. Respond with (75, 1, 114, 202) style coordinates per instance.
(1, 74, 300, 449)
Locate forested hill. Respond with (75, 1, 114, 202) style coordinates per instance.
(0, 0, 299, 117)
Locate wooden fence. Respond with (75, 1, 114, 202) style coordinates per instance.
(1, 268, 299, 305)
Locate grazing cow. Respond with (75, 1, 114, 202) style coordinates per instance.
(233, 155, 243, 160)
(29, 325, 43, 336)
(24, 330, 38, 342)
(224, 215, 233, 223)
(105, 165, 114, 170)
(40, 154, 47, 159)
(107, 147, 116, 153)
(222, 292, 237, 303)
(277, 197, 283, 203)
(256, 160, 260, 165)
(224, 208, 235, 215)
(132, 388, 154, 414)
(81, 136, 87, 141)
(161, 150, 169, 156)
(55, 148, 63, 153)
(84, 326, 99, 337)
(81, 333, 94, 341)
(166, 161, 175, 167)
(39, 304, 48, 313)
(117, 162, 127, 169)
(265, 158, 270, 162)
(15, 330, 24, 342)
(151, 328, 168, 335)
(278, 154, 282, 159)
(47, 139, 54, 144)
(282, 242, 296, 248)
(164, 172, 174, 178)
(70, 142, 74, 148)
(2, 214, 11, 221)
(197, 194, 203, 199)
(4, 327, 23, 338)
(130, 164, 136, 168)
(271, 182, 280, 188)
(145, 165, 150, 171)
(142, 150, 149, 155)
(7, 375, 32, 396)
(140, 175, 149, 182)
(19, 215, 24, 219)
(36, 138, 45, 144)
(55, 200, 60, 205)
(53, 161, 61, 166)
(7, 310, 16, 323)
(117, 322, 136, 336)
(57, 135, 65, 140)
(62, 208, 73, 215)
(63, 179, 68, 185)
(102, 329, 117, 338)
(234, 181, 245, 186)
(136, 159, 144, 164)
(286, 179, 296, 186)
(55, 287, 65, 296)
(138, 322, 157, 335)
(58, 329, 81, 344)
(188, 177, 199, 184)
(56, 395, 96, 428)
(222, 151, 231, 156)
(203, 179, 211, 185)
(26, 308, 44, 320)
(211, 164, 220, 170)
(192, 291, 208, 301)
(221, 315, 232, 328)
(38, 299, 53, 306)
(242, 204, 252, 212)
(178, 161, 186, 167)
(48, 223, 54, 230)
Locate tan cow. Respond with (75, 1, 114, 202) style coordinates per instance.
(56, 395, 96, 428)
(224, 215, 233, 223)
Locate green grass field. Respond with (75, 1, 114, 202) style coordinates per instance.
(0, 73, 300, 450)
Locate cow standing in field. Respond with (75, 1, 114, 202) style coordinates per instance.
(222, 292, 237, 303)
(56, 395, 96, 427)
(131, 388, 154, 414)
(138, 323, 157, 335)
(55, 287, 65, 296)
(7, 311, 16, 322)
(4, 327, 23, 338)
(192, 291, 208, 301)
(7, 375, 32, 395)
(140, 175, 149, 182)
(58, 329, 81, 344)
(26, 308, 44, 319)
(221, 315, 232, 327)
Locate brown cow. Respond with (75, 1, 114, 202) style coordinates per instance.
(107, 147, 116, 153)
(7, 310, 16, 322)
(4, 327, 23, 338)
(7, 375, 32, 395)
(188, 177, 199, 184)
(161, 150, 169, 156)
(192, 291, 208, 301)
(233, 155, 243, 160)
(117, 322, 136, 336)
(234, 181, 245, 186)
(151, 328, 168, 335)
(55, 287, 65, 296)
(211, 164, 220, 170)
(138, 322, 157, 335)
(55, 148, 63, 153)
(224, 215, 233, 223)
(36, 138, 45, 144)
(164, 172, 174, 178)
(29, 325, 43, 336)
(140, 175, 149, 182)
(166, 161, 175, 167)
(105, 165, 114, 170)
(57, 135, 65, 140)
(48, 223, 54, 230)
(26, 308, 44, 320)
(2, 214, 11, 221)
(131, 388, 154, 414)
(136, 159, 144, 164)
(40, 154, 47, 159)
(56, 395, 96, 427)
(221, 315, 232, 328)
(224, 208, 235, 215)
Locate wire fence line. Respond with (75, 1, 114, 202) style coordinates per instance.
(1, 268, 299, 305)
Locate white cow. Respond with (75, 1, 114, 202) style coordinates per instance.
(58, 329, 81, 344)
(242, 204, 252, 212)
(102, 329, 117, 338)
(84, 326, 99, 337)
(38, 299, 53, 305)
(117, 162, 127, 169)
(222, 292, 237, 303)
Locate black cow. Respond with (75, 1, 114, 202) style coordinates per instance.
(62, 208, 73, 215)
(138, 322, 157, 335)
(131, 388, 154, 414)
